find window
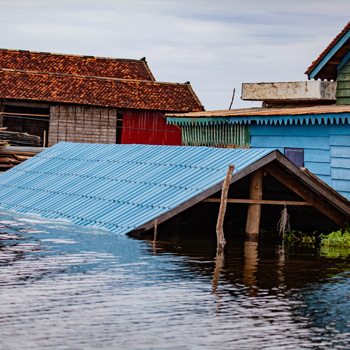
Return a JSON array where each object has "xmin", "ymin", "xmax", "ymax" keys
[{"xmin": 284, "ymin": 148, "xmax": 304, "ymax": 167}]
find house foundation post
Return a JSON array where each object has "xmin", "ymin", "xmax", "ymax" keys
[{"xmin": 245, "ymin": 169, "xmax": 263, "ymax": 241}]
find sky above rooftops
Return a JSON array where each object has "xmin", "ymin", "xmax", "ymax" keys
[{"xmin": 0, "ymin": 0, "xmax": 349, "ymax": 110}]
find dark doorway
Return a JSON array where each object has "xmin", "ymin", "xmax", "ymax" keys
[{"xmin": 2, "ymin": 104, "xmax": 50, "ymax": 147}]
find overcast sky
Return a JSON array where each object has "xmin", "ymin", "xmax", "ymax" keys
[{"xmin": 0, "ymin": 0, "xmax": 349, "ymax": 110}]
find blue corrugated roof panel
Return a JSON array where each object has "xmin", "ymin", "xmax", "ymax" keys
[{"xmin": 0, "ymin": 143, "xmax": 274, "ymax": 234}]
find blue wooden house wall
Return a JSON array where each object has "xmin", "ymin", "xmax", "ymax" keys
[
  {"xmin": 167, "ymin": 114, "xmax": 350, "ymax": 200},
  {"xmin": 250, "ymin": 122, "xmax": 350, "ymax": 200}
]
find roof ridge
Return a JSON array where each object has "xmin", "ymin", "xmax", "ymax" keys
[
  {"xmin": 139, "ymin": 58, "xmax": 156, "ymax": 81},
  {"xmin": 0, "ymin": 68, "xmax": 192, "ymax": 86},
  {"xmin": 0, "ymin": 48, "xmax": 144, "ymax": 63},
  {"xmin": 184, "ymin": 82, "xmax": 205, "ymax": 111}
]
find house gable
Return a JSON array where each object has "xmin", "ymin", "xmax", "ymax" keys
[
  {"xmin": 0, "ymin": 143, "xmax": 348, "ymax": 236},
  {"xmin": 306, "ymin": 21, "xmax": 350, "ymax": 81}
]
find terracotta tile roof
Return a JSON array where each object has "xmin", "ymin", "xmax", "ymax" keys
[
  {"xmin": 0, "ymin": 69, "xmax": 204, "ymax": 112},
  {"xmin": 166, "ymin": 104, "xmax": 350, "ymax": 118},
  {"xmin": 305, "ymin": 21, "xmax": 350, "ymax": 79},
  {"xmin": 0, "ymin": 48, "xmax": 155, "ymax": 81}
]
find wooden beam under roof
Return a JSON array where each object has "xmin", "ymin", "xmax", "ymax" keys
[
  {"xmin": 203, "ymin": 199, "xmax": 312, "ymax": 206},
  {"xmin": 136, "ymin": 151, "xmax": 350, "ymax": 234},
  {"xmin": 264, "ymin": 162, "xmax": 348, "ymax": 228}
]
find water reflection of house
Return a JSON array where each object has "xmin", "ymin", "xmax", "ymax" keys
[
  {"xmin": 0, "ymin": 49, "xmax": 203, "ymax": 147},
  {"xmin": 167, "ymin": 21, "xmax": 350, "ymax": 200}
]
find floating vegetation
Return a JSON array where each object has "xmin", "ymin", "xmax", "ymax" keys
[
  {"xmin": 320, "ymin": 228, "xmax": 350, "ymax": 248},
  {"xmin": 283, "ymin": 230, "xmax": 317, "ymax": 247}
]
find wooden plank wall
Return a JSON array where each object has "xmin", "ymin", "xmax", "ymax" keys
[
  {"xmin": 250, "ymin": 123, "xmax": 350, "ymax": 200},
  {"xmin": 48, "ymin": 105, "xmax": 117, "ymax": 146},
  {"xmin": 330, "ymin": 124, "xmax": 350, "ymax": 199},
  {"xmin": 336, "ymin": 58, "xmax": 350, "ymax": 105}
]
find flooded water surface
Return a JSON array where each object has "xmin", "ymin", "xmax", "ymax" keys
[{"xmin": 1, "ymin": 209, "xmax": 350, "ymax": 349}]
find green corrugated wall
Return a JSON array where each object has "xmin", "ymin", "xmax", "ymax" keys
[{"xmin": 181, "ymin": 123, "xmax": 250, "ymax": 148}]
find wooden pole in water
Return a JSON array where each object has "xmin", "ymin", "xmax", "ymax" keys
[
  {"xmin": 153, "ymin": 218, "xmax": 158, "ymax": 254},
  {"xmin": 153, "ymin": 218, "xmax": 158, "ymax": 242},
  {"xmin": 216, "ymin": 165, "xmax": 234, "ymax": 251},
  {"xmin": 245, "ymin": 169, "xmax": 263, "ymax": 241}
]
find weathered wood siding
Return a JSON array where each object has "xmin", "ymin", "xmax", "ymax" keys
[
  {"xmin": 250, "ymin": 123, "xmax": 350, "ymax": 199},
  {"xmin": 336, "ymin": 58, "xmax": 350, "ymax": 105},
  {"xmin": 48, "ymin": 105, "xmax": 117, "ymax": 146}
]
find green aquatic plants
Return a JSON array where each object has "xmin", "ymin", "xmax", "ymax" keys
[
  {"xmin": 320, "ymin": 228, "xmax": 350, "ymax": 248},
  {"xmin": 283, "ymin": 230, "xmax": 317, "ymax": 246},
  {"xmin": 319, "ymin": 228, "xmax": 350, "ymax": 258},
  {"xmin": 282, "ymin": 227, "xmax": 350, "ymax": 258}
]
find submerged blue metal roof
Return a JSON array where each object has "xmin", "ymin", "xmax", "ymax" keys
[{"xmin": 0, "ymin": 143, "xmax": 274, "ymax": 234}]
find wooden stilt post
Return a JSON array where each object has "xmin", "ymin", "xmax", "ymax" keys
[
  {"xmin": 216, "ymin": 165, "xmax": 234, "ymax": 251},
  {"xmin": 245, "ymin": 169, "xmax": 263, "ymax": 241}
]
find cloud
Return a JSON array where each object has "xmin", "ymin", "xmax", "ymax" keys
[{"xmin": 0, "ymin": 0, "xmax": 350, "ymax": 109}]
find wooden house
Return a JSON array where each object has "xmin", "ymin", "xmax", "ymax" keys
[
  {"xmin": 0, "ymin": 49, "xmax": 204, "ymax": 147},
  {"xmin": 1, "ymin": 143, "xmax": 349, "ymax": 238},
  {"xmin": 167, "ymin": 21, "xmax": 350, "ymax": 201}
]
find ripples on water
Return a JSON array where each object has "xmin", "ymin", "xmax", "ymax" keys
[{"xmin": 0, "ymin": 209, "xmax": 350, "ymax": 350}]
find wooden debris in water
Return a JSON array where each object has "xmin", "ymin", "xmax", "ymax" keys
[{"xmin": 216, "ymin": 164, "xmax": 234, "ymax": 251}]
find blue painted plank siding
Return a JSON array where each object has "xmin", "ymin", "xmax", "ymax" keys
[
  {"xmin": 331, "ymin": 147, "xmax": 350, "ymax": 158},
  {"xmin": 251, "ymin": 135, "xmax": 330, "ymax": 149},
  {"xmin": 250, "ymin": 123, "xmax": 332, "ymax": 187},
  {"xmin": 330, "ymin": 134, "xmax": 350, "ymax": 146},
  {"xmin": 250, "ymin": 122, "xmax": 350, "ymax": 199},
  {"xmin": 329, "ymin": 125, "xmax": 350, "ymax": 199},
  {"xmin": 304, "ymin": 149, "xmax": 331, "ymax": 163}
]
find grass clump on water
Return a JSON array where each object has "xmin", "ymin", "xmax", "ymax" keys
[
  {"xmin": 283, "ymin": 230, "xmax": 317, "ymax": 246},
  {"xmin": 320, "ymin": 228, "xmax": 350, "ymax": 248}
]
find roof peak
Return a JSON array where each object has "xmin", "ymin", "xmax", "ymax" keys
[
  {"xmin": 0, "ymin": 67, "xmax": 193, "ymax": 87},
  {"xmin": 305, "ymin": 21, "xmax": 350, "ymax": 80},
  {"xmin": 0, "ymin": 48, "xmax": 156, "ymax": 81},
  {"xmin": 0, "ymin": 48, "xmax": 144, "ymax": 63}
]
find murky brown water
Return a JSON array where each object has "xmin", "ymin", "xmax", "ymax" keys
[{"xmin": 1, "ymin": 209, "xmax": 350, "ymax": 349}]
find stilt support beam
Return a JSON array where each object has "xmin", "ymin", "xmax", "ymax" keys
[
  {"xmin": 245, "ymin": 169, "xmax": 263, "ymax": 241},
  {"xmin": 265, "ymin": 163, "xmax": 347, "ymax": 228}
]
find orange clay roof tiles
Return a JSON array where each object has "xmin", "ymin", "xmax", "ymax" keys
[
  {"xmin": 0, "ymin": 69, "xmax": 204, "ymax": 112},
  {"xmin": 0, "ymin": 49, "xmax": 204, "ymax": 112},
  {"xmin": 0, "ymin": 49, "xmax": 155, "ymax": 81}
]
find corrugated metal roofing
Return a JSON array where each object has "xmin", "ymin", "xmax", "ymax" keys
[
  {"xmin": 167, "ymin": 105, "xmax": 350, "ymax": 126},
  {"xmin": 0, "ymin": 143, "xmax": 274, "ymax": 234}
]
